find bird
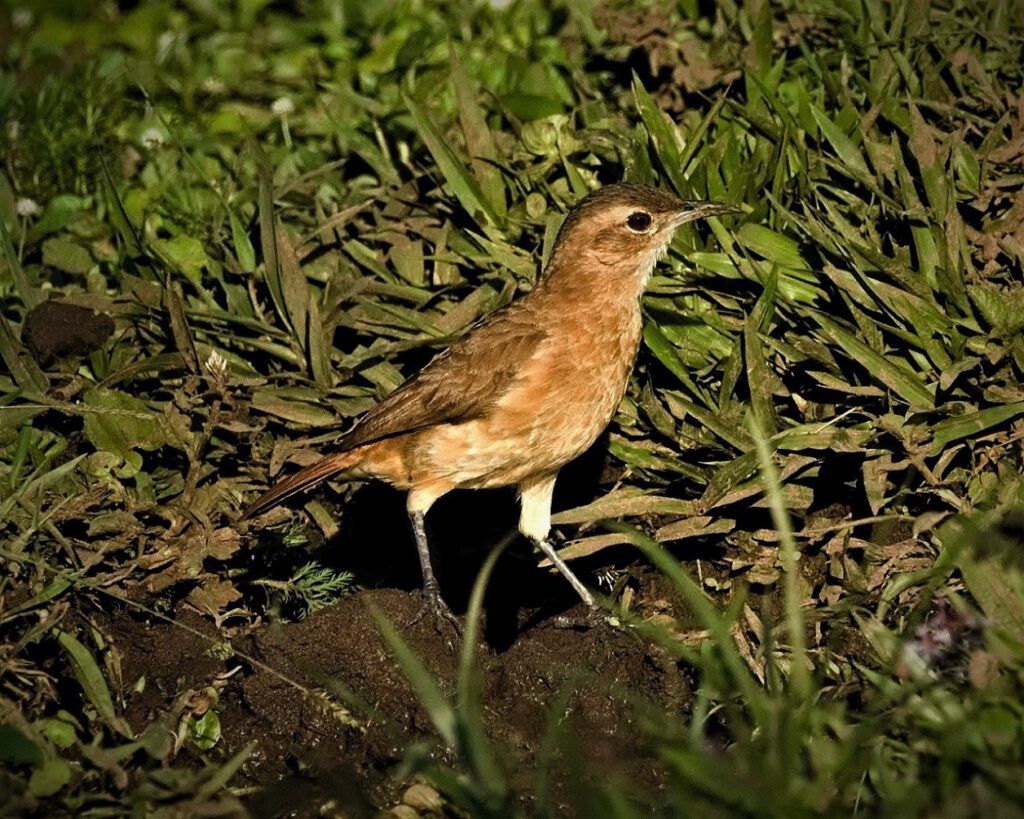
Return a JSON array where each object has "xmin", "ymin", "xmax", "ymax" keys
[{"xmin": 243, "ymin": 183, "xmax": 739, "ymax": 625}]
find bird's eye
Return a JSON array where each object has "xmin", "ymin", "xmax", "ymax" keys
[{"xmin": 626, "ymin": 211, "xmax": 652, "ymax": 232}]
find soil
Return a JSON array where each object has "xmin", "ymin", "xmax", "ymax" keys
[
  {"xmin": 112, "ymin": 566, "xmax": 696, "ymax": 818},
  {"xmin": 21, "ymin": 300, "xmax": 114, "ymax": 364}
]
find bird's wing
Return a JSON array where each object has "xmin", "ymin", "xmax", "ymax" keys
[{"xmin": 338, "ymin": 301, "xmax": 546, "ymax": 451}]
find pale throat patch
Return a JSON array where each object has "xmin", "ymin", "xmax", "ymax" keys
[
  {"xmin": 638, "ymin": 256, "xmax": 657, "ymax": 289},
  {"xmin": 637, "ymin": 241, "xmax": 670, "ymax": 289}
]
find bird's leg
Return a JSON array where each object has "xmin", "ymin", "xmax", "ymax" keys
[
  {"xmin": 407, "ymin": 509, "xmax": 461, "ymax": 631},
  {"xmin": 519, "ymin": 473, "xmax": 599, "ymax": 616},
  {"xmin": 410, "ymin": 510, "xmax": 441, "ymax": 600},
  {"xmin": 530, "ymin": 535, "xmax": 595, "ymax": 608}
]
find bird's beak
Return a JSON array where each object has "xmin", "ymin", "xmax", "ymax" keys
[{"xmin": 659, "ymin": 200, "xmax": 741, "ymax": 232}]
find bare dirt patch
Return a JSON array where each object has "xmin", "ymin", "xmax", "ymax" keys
[
  {"xmin": 108, "ymin": 575, "xmax": 693, "ymax": 818},
  {"xmin": 21, "ymin": 300, "xmax": 114, "ymax": 365}
]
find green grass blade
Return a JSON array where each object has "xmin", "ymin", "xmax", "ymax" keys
[
  {"xmin": 632, "ymin": 72, "xmax": 686, "ymax": 194},
  {"xmin": 0, "ymin": 313, "xmax": 48, "ymax": 398},
  {"xmin": 606, "ymin": 522, "xmax": 767, "ymax": 722},
  {"xmin": 0, "ymin": 209, "xmax": 40, "ymax": 309},
  {"xmin": 228, "ymin": 207, "xmax": 256, "ymax": 273},
  {"xmin": 450, "ymin": 45, "xmax": 506, "ymax": 220},
  {"xmin": 748, "ymin": 412, "xmax": 810, "ymax": 698},
  {"xmin": 56, "ymin": 628, "xmax": 133, "ymax": 738},
  {"xmin": 404, "ymin": 94, "xmax": 498, "ymax": 226},
  {"xmin": 814, "ymin": 314, "xmax": 934, "ymax": 408},
  {"xmin": 456, "ymin": 536, "xmax": 513, "ymax": 807},
  {"xmin": 370, "ymin": 606, "xmax": 458, "ymax": 748},
  {"xmin": 930, "ymin": 401, "xmax": 1024, "ymax": 456},
  {"xmin": 255, "ymin": 144, "xmax": 291, "ymax": 334},
  {"xmin": 809, "ymin": 103, "xmax": 871, "ymax": 180}
]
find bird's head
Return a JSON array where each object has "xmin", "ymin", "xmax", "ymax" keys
[{"xmin": 547, "ymin": 183, "xmax": 739, "ymax": 286}]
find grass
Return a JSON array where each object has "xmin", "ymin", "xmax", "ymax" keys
[{"xmin": 2, "ymin": 0, "xmax": 1024, "ymax": 815}]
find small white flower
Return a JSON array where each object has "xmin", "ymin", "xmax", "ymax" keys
[
  {"xmin": 141, "ymin": 127, "xmax": 165, "ymax": 148},
  {"xmin": 271, "ymin": 97, "xmax": 295, "ymax": 117},
  {"xmin": 7, "ymin": 120, "xmax": 20, "ymax": 142},
  {"xmin": 16, "ymin": 197, "xmax": 39, "ymax": 218},
  {"xmin": 204, "ymin": 350, "xmax": 229, "ymax": 385},
  {"xmin": 12, "ymin": 8, "xmax": 33, "ymax": 29}
]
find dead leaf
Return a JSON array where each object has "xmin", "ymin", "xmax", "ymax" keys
[
  {"xmin": 145, "ymin": 528, "xmax": 242, "ymax": 592},
  {"xmin": 187, "ymin": 578, "xmax": 244, "ymax": 621}
]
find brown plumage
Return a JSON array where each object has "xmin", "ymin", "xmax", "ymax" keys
[{"xmin": 244, "ymin": 183, "xmax": 739, "ymax": 623}]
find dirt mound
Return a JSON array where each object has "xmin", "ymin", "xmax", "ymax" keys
[
  {"xmin": 21, "ymin": 300, "xmax": 114, "ymax": 364},
  {"xmin": 114, "ymin": 583, "xmax": 691, "ymax": 816}
]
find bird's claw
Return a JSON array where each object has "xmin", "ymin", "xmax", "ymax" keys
[
  {"xmin": 550, "ymin": 606, "xmax": 615, "ymax": 630},
  {"xmin": 407, "ymin": 586, "xmax": 463, "ymax": 637}
]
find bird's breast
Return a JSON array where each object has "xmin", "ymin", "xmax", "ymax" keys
[{"xmin": 417, "ymin": 295, "xmax": 644, "ymax": 488}]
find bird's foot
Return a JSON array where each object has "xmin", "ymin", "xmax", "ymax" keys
[
  {"xmin": 550, "ymin": 606, "xmax": 616, "ymax": 630},
  {"xmin": 407, "ymin": 585, "xmax": 463, "ymax": 638}
]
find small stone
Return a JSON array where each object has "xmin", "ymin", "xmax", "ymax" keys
[
  {"xmin": 402, "ymin": 783, "xmax": 442, "ymax": 812},
  {"xmin": 382, "ymin": 806, "xmax": 419, "ymax": 819}
]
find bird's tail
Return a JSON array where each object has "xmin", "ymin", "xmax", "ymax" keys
[{"xmin": 242, "ymin": 449, "xmax": 362, "ymax": 519}]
